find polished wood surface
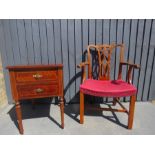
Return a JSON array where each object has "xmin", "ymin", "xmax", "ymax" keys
[
  {"xmin": 78, "ymin": 44, "xmax": 140, "ymax": 129},
  {"xmin": 128, "ymin": 95, "xmax": 136, "ymax": 129},
  {"xmin": 15, "ymin": 101, "xmax": 23, "ymax": 134},
  {"xmin": 17, "ymin": 83, "xmax": 58, "ymax": 99},
  {"xmin": 15, "ymin": 70, "xmax": 58, "ymax": 83},
  {"xmin": 7, "ymin": 64, "xmax": 64, "ymax": 134},
  {"xmin": 6, "ymin": 64, "xmax": 63, "ymax": 70},
  {"xmin": 80, "ymin": 91, "xmax": 84, "ymax": 124},
  {"xmin": 78, "ymin": 44, "xmax": 125, "ymax": 82}
]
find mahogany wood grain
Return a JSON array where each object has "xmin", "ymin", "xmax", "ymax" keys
[
  {"xmin": 15, "ymin": 102, "xmax": 24, "ymax": 134},
  {"xmin": 7, "ymin": 64, "xmax": 64, "ymax": 134},
  {"xmin": 128, "ymin": 95, "xmax": 136, "ymax": 129},
  {"xmin": 17, "ymin": 83, "xmax": 58, "ymax": 99},
  {"xmin": 6, "ymin": 64, "xmax": 63, "ymax": 70},
  {"xmin": 15, "ymin": 70, "xmax": 58, "ymax": 83}
]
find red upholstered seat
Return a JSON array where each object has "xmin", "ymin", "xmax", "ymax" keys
[{"xmin": 80, "ymin": 79, "xmax": 137, "ymax": 97}]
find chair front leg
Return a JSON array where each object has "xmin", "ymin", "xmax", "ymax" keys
[
  {"xmin": 128, "ymin": 95, "xmax": 136, "ymax": 129},
  {"xmin": 80, "ymin": 91, "xmax": 84, "ymax": 124}
]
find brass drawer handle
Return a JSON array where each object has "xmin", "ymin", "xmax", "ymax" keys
[
  {"xmin": 33, "ymin": 73, "xmax": 43, "ymax": 79},
  {"xmin": 35, "ymin": 88, "xmax": 44, "ymax": 93}
]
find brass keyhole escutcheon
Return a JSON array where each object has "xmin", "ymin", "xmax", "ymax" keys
[
  {"xmin": 33, "ymin": 73, "xmax": 43, "ymax": 79},
  {"xmin": 35, "ymin": 88, "xmax": 44, "ymax": 93}
]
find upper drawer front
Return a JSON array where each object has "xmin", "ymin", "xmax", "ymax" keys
[{"xmin": 15, "ymin": 70, "xmax": 58, "ymax": 83}]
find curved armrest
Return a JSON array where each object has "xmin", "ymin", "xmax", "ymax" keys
[
  {"xmin": 77, "ymin": 62, "xmax": 89, "ymax": 68},
  {"xmin": 77, "ymin": 61, "xmax": 89, "ymax": 83},
  {"xmin": 120, "ymin": 61, "xmax": 140, "ymax": 69},
  {"xmin": 118, "ymin": 61, "xmax": 140, "ymax": 84}
]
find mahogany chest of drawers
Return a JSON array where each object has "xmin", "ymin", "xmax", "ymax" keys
[{"xmin": 7, "ymin": 64, "xmax": 64, "ymax": 134}]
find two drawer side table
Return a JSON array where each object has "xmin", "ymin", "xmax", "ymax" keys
[{"xmin": 7, "ymin": 64, "xmax": 64, "ymax": 134}]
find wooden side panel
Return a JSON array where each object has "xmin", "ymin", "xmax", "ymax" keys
[
  {"xmin": 133, "ymin": 19, "xmax": 145, "ymax": 98},
  {"xmin": 149, "ymin": 46, "xmax": 155, "ymax": 100},
  {"xmin": 96, "ymin": 19, "xmax": 103, "ymax": 44},
  {"xmin": 2, "ymin": 20, "xmax": 14, "ymax": 65},
  {"xmin": 9, "ymin": 19, "xmax": 21, "ymax": 65},
  {"xmin": 68, "ymin": 19, "xmax": 76, "ymax": 102},
  {"xmin": 75, "ymin": 19, "xmax": 82, "ymax": 99},
  {"xmin": 31, "ymin": 19, "xmax": 41, "ymax": 64},
  {"xmin": 89, "ymin": 19, "xmax": 96, "ymax": 44},
  {"xmin": 137, "ymin": 19, "xmax": 152, "ymax": 101},
  {"xmin": 24, "ymin": 19, "xmax": 35, "ymax": 64},
  {"xmin": 103, "ymin": 19, "xmax": 110, "ymax": 44},
  {"xmin": 144, "ymin": 20, "xmax": 155, "ymax": 100},
  {"xmin": 9, "ymin": 71, "xmax": 18, "ymax": 101},
  {"xmin": 16, "ymin": 20, "xmax": 28, "ymax": 65},
  {"xmin": 128, "ymin": 20, "xmax": 138, "ymax": 64},
  {"xmin": 122, "ymin": 19, "xmax": 131, "ymax": 81},
  {"xmin": 81, "ymin": 19, "xmax": 89, "ymax": 81},
  {"xmin": 53, "ymin": 19, "xmax": 62, "ymax": 64},
  {"xmin": 39, "ymin": 19, "xmax": 48, "ymax": 64},
  {"xmin": 82, "ymin": 19, "xmax": 89, "ymax": 52},
  {"xmin": 126, "ymin": 19, "xmax": 138, "ymax": 101},
  {"xmin": 0, "ymin": 19, "xmax": 155, "ymax": 103},
  {"xmin": 60, "ymin": 19, "xmax": 70, "ymax": 102},
  {"xmin": 57, "ymin": 68, "xmax": 64, "ymax": 96},
  {"xmin": 46, "ymin": 19, "xmax": 55, "ymax": 64}
]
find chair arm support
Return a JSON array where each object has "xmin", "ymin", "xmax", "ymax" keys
[
  {"xmin": 77, "ymin": 62, "xmax": 89, "ymax": 83},
  {"xmin": 118, "ymin": 61, "xmax": 140, "ymax": 84}
]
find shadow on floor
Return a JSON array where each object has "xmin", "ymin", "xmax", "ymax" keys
[
  {"xmin": 64, "ymin": 102, "xmax": 128, "ymax": 129},
  {"xmin": 8, "ymin": 98, "xmax": 128, "ymax": 131},
  {"xmin": 7, "ymin": 98, "xmax": 62, "ymax": 131}
]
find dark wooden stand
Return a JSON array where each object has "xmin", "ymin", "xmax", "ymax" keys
[{"xmin": 7, "ymin": 64, "xmax": 64, "ymax": 134}]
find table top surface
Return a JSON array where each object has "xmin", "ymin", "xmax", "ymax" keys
[{"xmin": 6, "ymin": 64, "xmax": 63, "ymax": 70}]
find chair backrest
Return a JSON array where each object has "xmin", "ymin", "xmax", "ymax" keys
[{"xmin": 87, "ymin": 43, "xmax": 124, "ymax": 80}]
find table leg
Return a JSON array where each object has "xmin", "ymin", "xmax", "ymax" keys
[
  {"xmin": 59, "ymin": 97, "xmax": 64, "ymax": 129},
  {"xmin": 15, "ymin": 102, "xmax": 24, "ymax": 134}
]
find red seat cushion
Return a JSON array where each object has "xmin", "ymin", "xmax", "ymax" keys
[{"xmin": 80, "ymin": 79, "xmax": 137, "ymax": 97}]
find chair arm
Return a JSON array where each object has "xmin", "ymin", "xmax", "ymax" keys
[
  {"xmin": 118, "ymin": 61, "xmax": 140, "ymax": 84},
  {"xmin": 77, "ymin": 62, "xmax": 89, "ymax": 83},
  {"xmin": 120, "ymin": 61, "xmax": 140, "ymax": 69},
  {"xmin": 77, "ymin": 62, "xmax": 89, "ymax": 68}
]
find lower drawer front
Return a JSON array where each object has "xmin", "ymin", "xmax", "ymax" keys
[{"xmin": 17, "ymin": 84, "xmax": 58, "ymax": 99}]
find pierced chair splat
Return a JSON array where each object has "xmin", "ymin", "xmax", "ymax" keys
[{"xmin": 77, "ymin": 44, "xmax": 140, "ymax": 129}]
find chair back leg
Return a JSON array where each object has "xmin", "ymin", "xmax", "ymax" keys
[{"xmin": 128, "ymin": 95, "xmax": 136, "ymax": 129}]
